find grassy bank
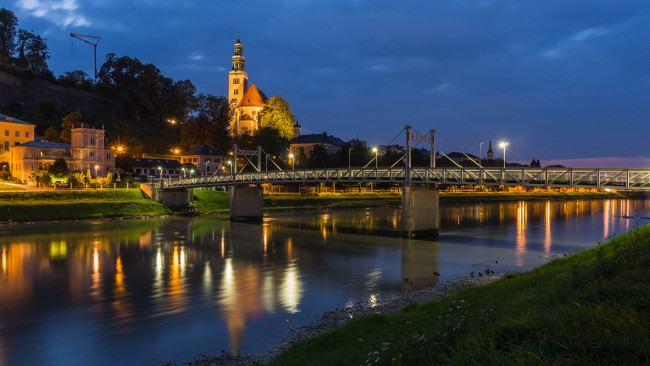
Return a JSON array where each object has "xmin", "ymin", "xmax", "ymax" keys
[
  {"xmin": 189, "ymin": 190, "xmax": 623, "ymax": 214},
  {"xmin": 0, "ymin": 189, "xmax": 170, "ymax": 222},
  {"xmin": 269, "ymin": 225, "xmax": 650, "ymax": 365}
]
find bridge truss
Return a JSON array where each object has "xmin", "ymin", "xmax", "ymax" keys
[{"xmin": 162, "ymin": 166, "xmax": 650, "ymax": 190}]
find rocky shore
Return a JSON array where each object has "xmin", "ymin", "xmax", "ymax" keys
[{"xmin": 185, "ymin": 275, "xmax": 500, "ymax": 366}]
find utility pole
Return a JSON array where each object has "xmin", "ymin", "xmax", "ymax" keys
[{"xmin": 70, "ymin": 33, "xmax": 102, "ymax": 83}]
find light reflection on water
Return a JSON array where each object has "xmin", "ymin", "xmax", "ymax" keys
[{"xmin": 0, "ymin": 198, "xmax": 648, "ymax": 365}]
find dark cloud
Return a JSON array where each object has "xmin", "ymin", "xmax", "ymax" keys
[{"xmin": 10, "ymin": 0, "xmax": 650, "ymax": 163}]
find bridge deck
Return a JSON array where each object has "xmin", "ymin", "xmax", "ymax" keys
[{"xmin": 161, "ymin": 167, "xmax": 650, "ymax": 191}]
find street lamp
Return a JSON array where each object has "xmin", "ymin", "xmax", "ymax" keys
[
  {"xmin": 372, "ymin": 147, "xmax": 378, "ymax": 169},
  {"xmin": 182, "ymin": 167, "xmax": 186, "ymax": 178},
  {"xmin": 479, "ymin": 141, "xmax": 484, "ymax": 166},
  {"xmin": 158, "ymin": 166, "xmax": 163, "ymax": 182},
  {"xmin": 499, "ymin": 142, "xmax": 509, "ymax": 168},
  {"xmin": 289, "ymin": 153, "xmax": 295, "ymax": 170},
  {"xmin": 226, "ymin": 160, "xmax": 232, "ymax": 173},
  {"xmin": 94, "ymin": 164, "xmax": 99, "ymax": 178}
]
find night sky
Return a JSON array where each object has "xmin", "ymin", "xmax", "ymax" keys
[{"xmin": 7, "ymin": 0, "xmax": 650, "ymax": 167}]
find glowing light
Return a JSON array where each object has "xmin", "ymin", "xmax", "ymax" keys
[
  {"xmin": 280, "ymin": 261, "xmax": 303, "ymax": 314},
  {"xmin": 1, "ymin": 246, "xmax": 7, "ymax": 275}
]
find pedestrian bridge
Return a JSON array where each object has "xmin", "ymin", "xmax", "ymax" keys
[{"xmin": 160, "ymin": 167, "xmax": 650, "ymax": 191}]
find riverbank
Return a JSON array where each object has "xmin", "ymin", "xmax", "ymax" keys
[
  {"xmin": 253, "ymin": 224, "xmax": 649, "ymax": 365},
  {"xmin": 0, "ymin": 189, "xmax": 170, "ymax": 222},
  {"xmin": 0, "ymin": 189, "xmax": 626, "ymax": 223}
]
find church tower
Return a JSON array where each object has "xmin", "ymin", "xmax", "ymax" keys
[
  {"xmin": 228, "ymin": 33, "xmax": 248, "ymax": 106},
  {"xmin": 487, "ymin": 140, "xmax": 494, "ymax": 159}
]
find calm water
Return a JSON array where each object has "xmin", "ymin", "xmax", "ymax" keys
[{"xmin": 1, "ymin": 198, "xmax": 649, "ymax": 365}]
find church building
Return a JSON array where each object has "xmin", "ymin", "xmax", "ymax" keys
[{"xmin": 228, "ymin": 35, "xmax": 268, "ymax": 135}]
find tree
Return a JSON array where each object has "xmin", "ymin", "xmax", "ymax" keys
[
  {"xmin": 258, "ymin": 95, "xmax": 295, "ymax": 141},
  {"xmin": 98, "ymin": 53, "xmax": 162, "ymax": 122},
  {"xmin": 60, "ymin": 111, "xmax": 84, "ymax": 142},
  {"xmin": 43, "ymin": 126, "xmax": 61, "ymax": 142},
  {"xmin": 307, "ymin": 144, "xmax": 330, "ymax": 168},
  {"xmin": 180, "ymin": 94, "xmax": 231, "ymax": 152},
  {"xmin": 58, "ymin": 70, "xmax": 91, "ymax": 87},
  {"xmin": 160, "ymin": 77, "xmax": 197, "ymax": 123},
  {"xmin": 48, "ymin": 157, "xmax": 69, "ymax": 184},
  {"xmin": 252, "ymin": 126, "xmax": 289, "ymax": 158},
  {"xmin": 24, "ymin": 32, "xmax": 49, "ymax": 72},
  {"xmin": 0, "ymin": 8, "xmax": 17, "ymax": 57}
]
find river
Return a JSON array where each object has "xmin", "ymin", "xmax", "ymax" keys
[{"xmin": 0, "ymin": 198, "xmax": 649, "ymax": 365}]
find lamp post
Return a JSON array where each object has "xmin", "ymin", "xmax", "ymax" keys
[
  {"xmin": 499, "ymin": 142, "xmax": 509, "ymax": 168},
  {"xmin": 182, "ymin": 168, "xmax": 186, "ymax": 178},
  {"xmin": 289, "ymin": 153, "xmax": 295, "ymax": 170},
  {"xmin": 158, "ymin": 166, "xmax": 163, "ymax": 183},
  {"xmin": 94, "ymin": 164, "xmax": 99, "ymax": 178},
  {"xmin": 226, "ymin": 160, "xmax": 232, "ymax": 173},
  {"xmin": 479, "ymin": 141, "xmax": 484, "ymax": 166},
  {"xmin": 205, "ymin": 160, "xmax": 209, "ymax": 176},
  {"xmin": 372, "ymin": 147, "xmax": 378, "ymax": 169}
]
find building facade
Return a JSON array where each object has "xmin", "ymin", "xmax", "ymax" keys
[
  {"xmin": 290, "ymin": 132, "xmax": 346, "ymax": 156},
  {"xmin": 1, "ymin": 114, "xmax": 36, "ymax": 163},
  {"xmin": 228, "ymin": 35, "xmax": 268, "ymax": 135},
  {"xmin": 181, "ymin": 144, "xmax": 224, "ymax": 173},
  {"xmin": 10, "ymin": 127, "xmax": 114, "ymax": 182}
]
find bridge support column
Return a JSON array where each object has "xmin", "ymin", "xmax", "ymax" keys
[
  {"xmin": 230, "ymin": 185, "xmax": 263, "ymax": 222},
  {"xmin": 401, "ymin": 186, "xmax": 439, "ymax": 238}
]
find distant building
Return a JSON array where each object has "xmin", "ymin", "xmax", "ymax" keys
[
  {"xmin": 181, "ymin": 144, "xmax": 224, "ymax": 173},
  {"xmin": 228, "ymin": 35, "xmax": 268, "ymax": 135},
  {"xmin": 130, "ymin": 158, "xmax": 184, "ymax": 178},
  {"xmin": 290, "ymin": 132, "xmax": 346, "ymax": 156},
  {"xmin": 1, "ymin": 114, "xmax": 36, "ymax": 163},
  {"xmin": 10, "ymin": 127, "xmax": 114, "ymax": 182},
  {"xmin": 486, "ymin": 140, "xmax": 494, "ymax": 160}
]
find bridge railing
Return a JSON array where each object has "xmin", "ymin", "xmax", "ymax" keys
[{"xmin": 160, "ymin": 167, "xmax": 650, "ymax": 190}]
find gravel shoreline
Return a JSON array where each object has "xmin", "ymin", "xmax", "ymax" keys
[{"xmin": 185, "ymin": 274, "xmax": 501, "ymax": 366}]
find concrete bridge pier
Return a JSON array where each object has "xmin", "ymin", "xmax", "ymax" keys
[
  {"xmin": 401, "ymin": 186, "xmax": 439, "ymax": 238},
  {"xmin": 230, "ymin": 185, "xmax": 263, "ymax": 222},
  {"xmin": 140, "ymin": 183, "xmax": 193, "ymax": 207}
]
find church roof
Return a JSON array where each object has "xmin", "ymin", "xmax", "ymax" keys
[
  {"xmin": 290, "ymin": 132, "xmax": 346, "ymax": 146},
  {"xmin": 238, "ymin": 84, "xmax": 267, "ymax": 108},
  {"xmin": 184, "ymin": 143, "xmax": 221, "ymax": 156}
]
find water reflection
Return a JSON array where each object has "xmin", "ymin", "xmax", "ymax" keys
[{"xmin": 0, "ymin": 199, "xmax": 648, "ymax": 365}]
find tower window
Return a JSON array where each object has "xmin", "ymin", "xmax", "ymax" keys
[
  {"xmin": 233, "ymin": 79, "xmax": 240, "ymax": 85},
  {"xmin": 234, "ymin": 89, "xmax": 239, "ymax": 95}
]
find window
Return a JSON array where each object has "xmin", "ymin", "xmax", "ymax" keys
[
  {"xmin": 15, "ymin": 131, "xmax": 19, "ymax": 137},
  {"xmin": 31, "ymin": 150, "xmax": 37, "ymax": 158},
  {"xmin": 4, "ymin": 130, "xmax": 7, "ymax": 136},
  {"xmin": 90, "ymin": 152, "xmax": 95, "ymax": 158},
  {"xmin": 90, "ymin": 138, "xmax": 96, "ymax": 146},
  {"xmin": 25, "ymin": 132, "xmax": 29, "ymax": 138},
  {"xmin": 193, "ymin": 158, "xmax": 197, "ymax": 162},
  {"xmin": 106, "ymin": 153, "xmax": 112, "ymax": 160},
  {"xmin": 3, "ymin": 141, "xmax": 8, "ymax": 150},
  {"xmin": 233, "ymin": 78, "xmax": 239, "ymax": 84},
  {"xmin": 234, "ymin": 89, "xmax": 239, "ymax": 95}
]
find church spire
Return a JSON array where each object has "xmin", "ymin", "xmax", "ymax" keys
[{"xmin": 232, "ymin": 33, "xmax": 245, "ymax": 71}]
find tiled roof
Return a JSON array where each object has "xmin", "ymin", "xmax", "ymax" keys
[
  {"xmin": 0, "ymin": 113, "xmax": 35, "ymax": 126},
  {"xmin": 238, "ymin": 84, "xmax": 267, "ymax": 107},
  {"xmin": 184, "ymin": 144, "xmax": 221, "ymax": 156},
  {"xmin": 290, "ymin": 132, "xmax": 346, "ymax": 146},
  {"xmin": 19, "ymin": 141, "xmax": 71, "ymax": 149},
  {"xmin": 130, "ymin": 158, "xmax": 183, "ymax": 169}
]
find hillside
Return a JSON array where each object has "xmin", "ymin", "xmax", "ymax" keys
[{"xmin": 0, "ymin": 66, "xmax": 180, "ymax": 153}]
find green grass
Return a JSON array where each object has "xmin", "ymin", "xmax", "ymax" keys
[
  {"xmin": 269, "ymin": 224, "xmax": 650, "ymax": 365},
  {"xmin": 0, "ymin": 189, "xmax": 170, "ymax": 222},
  {"xmin": 0, "ymin": 183, "xmax": 25, "ymax": 191},
  {"xmin": 191, "ymin": 189, "xmax": 230, "ymax": 214}
]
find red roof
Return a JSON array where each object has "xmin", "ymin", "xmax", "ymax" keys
[{"xmin": 238, "ymin": 84, "xmax": 267, "ymax": 107}]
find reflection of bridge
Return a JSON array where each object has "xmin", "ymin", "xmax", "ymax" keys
[
  {"xmin": 142, "ymin": 126, "xmax": 650, "ymax": 238},
  {"xmin": 161, "ymin": 167, "xmax": 650, "ymax": 191}
]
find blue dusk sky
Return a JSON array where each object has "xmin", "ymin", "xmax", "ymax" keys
[{"xmin": 5, "ymin": 0, "xmax": 650, "ymax": 167}]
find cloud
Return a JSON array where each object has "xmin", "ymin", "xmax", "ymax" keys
[
  {"xmin": 189, "ymin": 53, "xmax": 203, "ymax": 61},
  {"xmin": 17, "ymin": 0, "xmax": 90, "ymax": 27},
  {"xmin": 570, "ymin": 27, "xmax": 610, "ymax": 42}
]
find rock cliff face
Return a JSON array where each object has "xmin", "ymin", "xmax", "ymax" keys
[{"xmin": 0, "ymin": 70, "xmax": 112, "ymax": 116}]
